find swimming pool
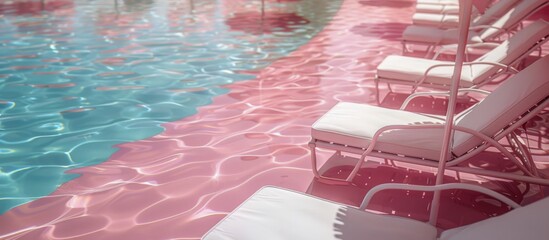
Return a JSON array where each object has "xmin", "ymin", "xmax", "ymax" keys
[{"xmin": 0, "ymin": 0, "xmax": 341, "ymax": 214}]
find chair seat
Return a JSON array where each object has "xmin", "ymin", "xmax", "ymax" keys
[
  {"xmin": 418, "ymin": 0, "xmax": 458, "ymax": 5},
  {"xmin": 413, "ymin": 13, "xmax": 459, "ymax": 28},
  {"xmin": 312, "ymin": 102, "xmax": 446, "ymax": 160},
  {"xmin": 415, "ymin": 3, "xmax": 459, "ymax": 14},
  {"xmin": 202, "ymin": 187, "xmax": 438, "ymax": 240},
  {"xmin": 403, "ymin": 25, "xmax": 483, "ymax": 45},
  {"xmin": 376, "ymin": 55, "xmax": 475, "ymax": 88}
]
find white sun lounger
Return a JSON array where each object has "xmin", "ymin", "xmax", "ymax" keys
[
  {"xmin": 414, "ymin": 0, "xmax": 496, "ymax": 14},
  {"xmin": 375, "ymin": 20, "xmax": 549, "ymax": 103},
  {"xmin": 418, "ymin": 0, "xmax": 459, "ymax": 5},
  {"xmin": 202, "ymin": 184, "xmax": 549, "ymax": 240},
  {"xmin": 415, "ymin": 3, "xmax": 461, "ymax": 14},
  {"xmin": 412, "ymin": 0, "xmax": 516, "ymax": 29},
  {"xmin": 403, "ymin": 0, "xmax": 548, "ymax": 54},
  {"xmin": 310, "ymin": 54, "xmax": 549, "ymax": 186}
]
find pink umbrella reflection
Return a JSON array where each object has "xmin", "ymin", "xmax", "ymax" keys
[
  {"xmin": 0, "ymin": 0, "xmax": 73, "ymax": 15},
  {"xmin": 225, "ymin": 11, "xmax": 309, "ymax": 35}
]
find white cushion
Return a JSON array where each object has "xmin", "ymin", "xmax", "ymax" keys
[
  {"xmin": 453, "ymin": 54, "xmax": 549, "ymax": 156},
  {"xmin": 406, "ymin": 1, "xmax": 545, "ymax": 45},
  {"xmin": 319, "ymin": 56, "xmax": 548, "ymax": 160},
  {"xmin": 440, "ymin": 197, "xmax": 549, "ymax": 240},
  {"xmin": 478, "ymin": 0, "xmax": 546, "ymax": 41},
  {"xmin": 381, "ymin": 20, "xmax": 549, "ymax": 88},
  {"xmin": 412, "ymin": 13, "xmax": 459, "ymax": 28},
  {"xmin": 473, "ymin": 0, "xmax": 517, "ymax": 27},
  {"xmin": 470, "ymin": 20, "xmax": 549, "ymax": 85},
  {"xmin": 312, "ymin": 102, "xmax": 446, "ymax": 160},
  {"xmin": 377, "ymin": 55, "xmax": 475, "ymax": 88},
  {"xmin": 417, "ymin": 0, "xmax": 458, "ymax": 5},
  {"xmin": 415, "ymin": 3, "xmax": 459, "ymax": 14},
  {"xmin": 412, "ymin": 0, "xmax": 516, "ymax": 29},
  {"xmin": 202, "ymin": 187, "xmax": 438, "ymax": 240}
]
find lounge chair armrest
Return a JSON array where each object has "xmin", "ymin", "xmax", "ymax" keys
[
  {"xmin": 432, "ymin": 43, "xmax": 500, "ymax": 59},
  {"xmin": 415, "ymin": 63, "xmax": 460, "ymax": 87},
  {"xmin": 432, "ymin": 44, "xmax": 459, "ymax": 60},
  {"xmin": 363, "ymin": 124, "xmax": 445, "ymax": 156},
  {"xmin": 417, "ymin": 62, "xmax": 472, "ymax": 87},
  {"xmin": 464, "ymin": 42, "xmax": 501, "ymax": 49},
  {"xmin": 437, "ymin": 4, "xmax": 477, "ymax": 14},
  {"xmin": 360, "ymin": 122, "xmax": 537, "ymax": 181},
  {"xmin": 419, "ymin": 61, "xmax": 518, "ymax": 87},
  {"xmin": 365, "ymin": 124, "xmax": 526, "ymax": 173},
  {"xmin": 440, "ymin": 8, "xmax": 459, "ymax": 14},
  {"xmin": 443, "ymin": 9, "xmax": 459, "ymax": 14},
  {"xmin": 464, "ymin": 61, "xmax": 519, "ymax": 73},
  {"xmin": 468, "ymin": 25, "xmax": 503, "ymax": 31},
  {"xmin": 424, "ymin": 61, "xmax": 516, "ymax": 77},
  {"xmin": 359, "ymin": 183, "xmax": 521, "ymax": 210},
  {"xmin": 338, "ymin": 123, "xmax": 448, "ymax": 183},
  {"xmin": 400, "ymin": 89, "xmax": 491, "ymax": 110},
  {"xmin": 368, "ymin": 124, "xmax": 504, "ymax": 150}
]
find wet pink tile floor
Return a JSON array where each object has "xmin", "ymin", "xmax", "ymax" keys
[{"xmin": 1, "ymin": 0, "xmax": 549, "ymax": 239}]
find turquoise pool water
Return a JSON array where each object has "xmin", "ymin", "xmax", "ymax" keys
[{"xmin": 0, "ymin": 0, "xmax": 341, "ymax": 214}]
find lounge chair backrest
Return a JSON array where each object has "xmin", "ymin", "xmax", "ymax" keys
[
  {"xmin": 473, "ymin": 0, "xmax": 518, "ymax": 27},
  {"xmin": 453, "ymin": 54, "xmax": 549, "ymax": 156},
  {"xmin": 470, "ymin": 20, "xmax": 549, "ymax": 85},
  {"xmin": 478, "ymin": 0, "xmax": 547, "ymax": 41}
]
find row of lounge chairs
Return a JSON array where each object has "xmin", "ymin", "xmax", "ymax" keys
[
  {"xmin": 376, "ymin": 19, "xmax": 549, "ymax": 103},
  {"xmin": 415, "ymin": 0, "xmax": 462, "ymax": 14},
  {"xmin": 313, "ymin": 54, "xmax": 549, "ymax": 186},
  {"xmin": 412, "ymin": 0, "xmax": 511, "ymax": 28},
  {"xmin": 202, "ymin": 0, "xmax": 549, "ymax": 239},
  {"xmin": 403, "ymin": 0, "xmax": 548, "ymax": 54}
]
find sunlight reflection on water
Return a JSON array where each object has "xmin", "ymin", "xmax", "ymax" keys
[{"xmin": 0, "ymin": 0, "xmax": 341, "ymax": 213}]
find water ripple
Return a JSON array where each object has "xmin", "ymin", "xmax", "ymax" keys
[{"xmin": 0, "ymin": 0, "xmax": 341, "ymax": 215}]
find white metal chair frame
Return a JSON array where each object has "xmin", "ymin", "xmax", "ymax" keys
[
  {"xmin": 402, "ymin": 1, "xmax": 549, "ymax": 55},
  {"xmin": 375, "ymin": 32, "xmax": 549, "ymax": 104},
  {"xmin": 309, "ymin": 95, "xmax": 549, "ymax": 186},
  {"xmin": 360, "ymin": 182, "xmax": 521, "ymax": 211}
]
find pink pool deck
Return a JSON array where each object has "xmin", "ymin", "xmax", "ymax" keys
[{"xmin": 1, "ymin": 0, "xmax": 549, "ymax": 239}]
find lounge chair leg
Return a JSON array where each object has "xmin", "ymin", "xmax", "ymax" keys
[
  {"xmin": 411, "ymin": 84, "xmax": 418, "ymax": 94},
  {"xmin": 375, "ymin": 78, "xmax": 381, "ymax": 105},
  {"xmin": 308, "ymin": 142, "xmax": 352, "ymax": 185},
  {"xmin": 308, "ymin": 142, "xmax": 322, "ymax": 179},
  {"xmin": 345, "ymin": 151, "xmax": 367, "ymax": 182},
  {"xmin": 379, "ymin": 82, "xmax": 394, "ymax": 105},
  {"xmin": 480, "ymin": 132, "xmax": 537, "ymax": 177},
  {"xmin": 424, "ymin": 45, "xmax": 433, "ymax": 58},
  {"xmin": 508, "ymin": 133, "xmax": 540, "ymax": 177},
  {"xmin": 455, "ymin": 171, "xmax": 462, "ymax": 182}
]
